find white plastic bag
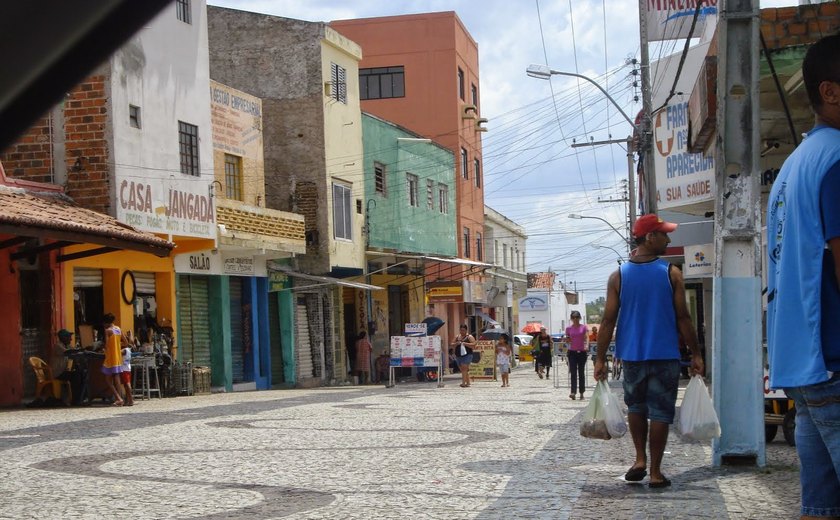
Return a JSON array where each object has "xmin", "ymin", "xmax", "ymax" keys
[
  {"xmin": 601, "ymin": 381, "xmax": 628, "ymax": 438},
  {"xmin": 679, "ymin": 375, "xmax": 721, "ymax": 441},
  {"xmin": 580, "ymin": 380, "xmax": 627, "ymax": 440}
]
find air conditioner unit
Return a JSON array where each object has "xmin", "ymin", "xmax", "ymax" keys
[
  {"xmin": 464, "ymin": 302, "xmax": 476, "ymax": 316},
  {"xmin": 462, "ymin": 104, "xmax": 477, "ymax": 120}
]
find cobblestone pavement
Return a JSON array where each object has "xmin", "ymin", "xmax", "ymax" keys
[{"xmin": 0, "ymin": 363, "xmax": 800, "ymax": 519}]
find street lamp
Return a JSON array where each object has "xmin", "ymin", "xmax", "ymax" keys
[
  {"xmin": 591, "ymin": 244, "xmax": 624, "ymax": 265},
  {"xmin": 568, "ymin": 213, "xmax": 632, "ymax": 249},
  {"xmin": 527, "ymin": 63, "xmax": 656, "ymax": 214},
  {"xmin": 526, "ymin": 64, "xmax": 637, "ymax": 129}
]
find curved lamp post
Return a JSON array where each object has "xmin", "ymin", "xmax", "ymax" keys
[
  {"xmin": 591, "ymin": 244, "xmax": 625, "ymax": 265},
  {"xmin": 568, "ymin": 213, "xmax": 632, "ymax": 250}
]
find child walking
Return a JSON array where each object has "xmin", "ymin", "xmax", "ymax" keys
[
  {"xmin": 120, "ymin": 343, "xmax": 135, "ymax": 406},
  {"xmin": 496, "ymin": 333, "xmax": 512, "ymax": 388}
]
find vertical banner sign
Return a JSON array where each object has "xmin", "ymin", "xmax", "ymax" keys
[
  {"xmin": 469, "ymin": 340, "xmax": 497, "ymax": 381},
  {"xmin": 653, "ymin": 102, "xmax": 715, "ymax": 210},
  {"xmin": 644, "ymin": 0, "xmax": 718, "ymax": 42}
]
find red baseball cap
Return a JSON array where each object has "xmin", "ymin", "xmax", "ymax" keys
[{"xmin": 632, "ymin": 214, "xmax": 678, "ymax": 239}]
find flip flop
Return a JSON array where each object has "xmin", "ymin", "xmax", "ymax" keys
[
  {"xmin": 648, "ymin": 477, "xmax": 672, "ymax": 489},
  {"xmin": 624, "ymin": 467, "xmax": 647, "ymax": 482}
]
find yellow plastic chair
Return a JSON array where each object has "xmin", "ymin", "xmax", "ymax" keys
[{"xmin": 29, "ymin": 357, "xmax": 71, "ymax": 402}]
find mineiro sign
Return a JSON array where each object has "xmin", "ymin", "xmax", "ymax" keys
[
  {"xmin": 644, "ymin": 0, "xmax": 717, "ymax": 42},
  {"xmin": 653, "ymin": 101, "xmax": 715, "ymax": 210}
]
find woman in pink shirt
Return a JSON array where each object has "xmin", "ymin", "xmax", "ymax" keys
[{"xmin": 565, "ymin": 310, "xmax": 589, "ymax": 400}]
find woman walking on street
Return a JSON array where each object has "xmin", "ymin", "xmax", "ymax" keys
[
  {"xmin": 533, "ymin": 327, "xmax": 553, "ymax": 379},
  {"xmin": 451, "ymin": 325, "xmax": 476, "ymax": 387},
  {"xmin": 566, "ymin": 311, "xmax": 589, "ymax": 400},
  {"xmin": 355, "ymin": 331, "xmax": 373, "ymax": 384},
  {"xmin": 101, "ymin": 313, "xmax": 128, "ymax": 406}
]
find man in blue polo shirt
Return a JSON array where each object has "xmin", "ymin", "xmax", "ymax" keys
[
  {"xmin": 767, "ymin": 33, "xmax": 840, "ymax": 520},
  {"xmin": 594, "ymin": 214, "xmax": 704, "ymax": 489}
]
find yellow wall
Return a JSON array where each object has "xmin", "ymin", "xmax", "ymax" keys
[
  {"xmin": 61, "ymin": 245, "xmax": 176, "ymax": 339},
  {"xmin": 322, "ymin": 29, "xmax": 365, "ymax": 270}
]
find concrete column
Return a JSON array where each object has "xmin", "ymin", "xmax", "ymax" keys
[{"xmin": 712, "ymin": 0, "xmax": 765, "ymax": 467}]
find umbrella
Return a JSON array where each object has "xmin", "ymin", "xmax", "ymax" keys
[
  {"xmin": 521, "ymin": 322, "xmax": 543, "ymax": 334},
  {"xmin": 421, "ymin": 316, "xmax": 445, "ymax": 335}
]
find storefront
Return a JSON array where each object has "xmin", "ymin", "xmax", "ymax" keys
[{"xmin": 0, "ymin": 177, "xmax": 173, "ymax": 405}]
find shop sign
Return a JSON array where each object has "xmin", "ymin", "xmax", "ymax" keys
[
  {"xmin": 210, "ymin": 80, "xmax": 263, "ymax": 158},
  {"xmin": 468, "ymin": 340, "xmax": 496, "ymax": 381},
  {"xmin": 224, "ymin": 256, "xmax": 255, "ymax": 276},
  {"xmin": 683, "ymin": 243, "xmax": 714, "ymax": 277},
  {"xmin": 404, "ymin": 323, "xmax": 427, "ymax": 337},
  {"xmin": 644, "ymin": 0, "xmax": 717, "ymax": 42},
  {"xmin": 268, "ymin": 272, "xmax": 289, "ymax": 292},
  {"xmin": 427, "ymin": 281, "xmax": 463, "ymax": 303},
  {"xmin": 175, "ymin": 250, "xmax": 265, "ymax": 277},
  {"xmin": 117, "ymin": 179, "xmax": 215, "ymax": 239},
  {"xmin": 175, "ymin": 250, "xmax": 222, "ymax": 275},
  {"xmin": 653, "ymin": 101, "xmax": 715, "ymax": 210},
  {"xmin": 518, "ymin": 295, "xmax": 547, "ymax": 311}
]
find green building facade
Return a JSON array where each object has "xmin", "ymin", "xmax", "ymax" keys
[{"xmin": 362, "ymin": 113, "xmax": 457, "ymax": 255}]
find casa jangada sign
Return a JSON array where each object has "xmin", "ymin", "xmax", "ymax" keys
[{"xmin": 117, "ymin": 180, "xmax": 215, "ymax": 239}]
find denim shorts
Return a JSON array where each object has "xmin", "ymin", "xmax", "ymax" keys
[
  {"xmin": 457, "ymin": 354, "xmax": 472, "ymax": 367},
  {"xmin": 785, "ymin": 373, "xmax": 840, "ymax": 517},
  {"xmin": 622, "ymin": 360, "xmax": 680, "ymax": 424}
]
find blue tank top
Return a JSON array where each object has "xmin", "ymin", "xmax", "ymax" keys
[
  {"xmin": 615, "ymin": 259, "xmax": 679, "ymax": 361},
  {"xmin": 767, "ymin": 126, "xmax": 840, "ymax": 388}
]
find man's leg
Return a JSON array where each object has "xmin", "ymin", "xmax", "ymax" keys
[
  {"xmin": 788, "ymin": 378, "xmax": 840, "ymax": 519},
  {"xmin": 648, "ymin": 421, "xmax": 670, "ymax": 483},
  {"xmin": 627, "ymin": 412, "xmax": 648, "ymax": 471}
]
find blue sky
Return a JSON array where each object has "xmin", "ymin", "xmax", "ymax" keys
[{"xmin": 208, "ymin": 0, "xmax": 799, "ymax": 301}]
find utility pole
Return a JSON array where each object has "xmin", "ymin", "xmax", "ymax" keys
[
  {"xmin": 638, "ymin": 0, "xmax": 656, "ymax": 214},
  {"xmin": 712, "ymin": 0, "xmax": 764, "ymax": 467},
  {"xmin": 627, "ymin": 135, "xmax": 637, "ymax": 231},
  {"xmin": 571, "ymin": 136, "xmax": 637, "ymax": 239}
]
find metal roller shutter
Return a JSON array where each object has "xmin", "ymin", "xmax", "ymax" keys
[
  {"xmin": 73, "ymin": 267, "xmax": 102, "ymax": 288},
  {"xmin": 269, "ymin": 295, "xmax": 284, "ymax": 385},
  {"xmin": 229, "ymin": 277, "xmax": 245, "ymax": 383},
  {"xmin": 178, "ymin": 275, "xmax": 211, "ymax": 367},
  {"xmin": 296, "ymin": 299, "xmax": 313, "ymax": 379},
  {"xmin": 134, "ymin": 271, "xmax": 156, "ymax": 295}
]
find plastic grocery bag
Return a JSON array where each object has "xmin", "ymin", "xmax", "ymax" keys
[
  {"xmin": 580, "ymin": 380, "xmax": 627, "ymax": 440},
  {"xmin": 679, "ymin": 375, "xmax": 721, "ymax": 441}
]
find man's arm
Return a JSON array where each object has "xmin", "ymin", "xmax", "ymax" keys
[
  {"xmin": 671, "ymin": 265, "xmax": 704, "ymax": 376},
  {"xmin": 594, "ymin": 270, "xmax": 620, "ymax": 380},
  {"xmin": 830, "ymin": 237, "xmax": 840, "ymax": 292}
]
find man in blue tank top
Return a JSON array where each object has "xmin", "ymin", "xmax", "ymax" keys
[
  {"xmin": 594, "ymin": 214, "xmax": 704, "ymax": 489},
  {"xmin": 766, "ymin": 34, "xmax": 840, "ymax": 520}
]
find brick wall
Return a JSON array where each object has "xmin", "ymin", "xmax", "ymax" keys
[
  {"xmin": 0, "ymin": 75, "xmax": 111, "ymax": 214},
  {"xmin": 63, "ymin": 75, "xmax": 111, "ymax": 214},
  {"xmin": 761, "ymin": 2, "xmax": 840, "ymax": 50},
  {"xmin": 0, "ymin": 115, "xmax": 54, "ymax": 183}
]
